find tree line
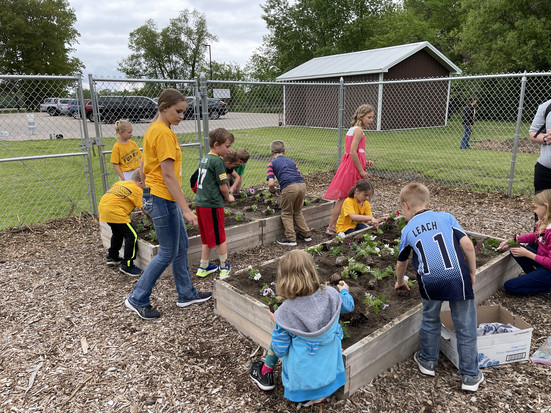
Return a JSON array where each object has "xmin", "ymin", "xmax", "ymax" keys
[{"xmin": 1, "ymin": 0, "xmax": 550, "ymax": 83}]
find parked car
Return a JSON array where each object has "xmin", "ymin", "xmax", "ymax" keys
[
  {"xmin": 184, "ymin": 97, "xmax": 228, "ymax": 120},
  {"xmin": 40, "ymin": 98, "xmax": 60, "ymax": 113},
  {"xmin": 95, "ymin": 96, "xmax": 158, "ymax": 123},
  {"xmin": 60, "ymin": 99, "xmax": 78, "ymax": 116},
  {"xmin": 69, "ymin": 99, "xmax": 93, "ymax": 121}
]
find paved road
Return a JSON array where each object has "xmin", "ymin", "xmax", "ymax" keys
[{"xmin": 0, "ymin": 111, "xmax": 281, "ymax": 142}]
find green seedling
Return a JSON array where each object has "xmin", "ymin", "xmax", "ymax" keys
[
  {"xmin": 329, "ymin": 246, "xmax": 343, "ymax": 256},
  {"xmin": 306, "ymin": 244, "xmax": 324, "ymax": 256},
  {"xmin": 342, "ymin": 258, "xmax": 369, "ymax": 280},
  {"xmin": 363, "ymin": 293, "xmax": 387, "ymax": 315},
  {"xmin": 340, "ymin": 320, "xmax": 351, "ymax": 339},
  {"xmin": 235, "ymin": 214, "xmax": 245, "ymax": 222},
  {"xmin": 369, "ymin": 265, "xmax": 394, "ymax": 280}
]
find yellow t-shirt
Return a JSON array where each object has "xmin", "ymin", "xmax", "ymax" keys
[
  {"xmin": 142, "ymin": 121, "xmax": 182, "ymax": 201},
  {"xmin": 98, "ymin": 180, "xmax": 143, "ymax": 223},
  {"xmin": 336, "ymin": 197, "xmax": 372, "ymax": 233},
  {"xmin": 110, "ymin": 140, "xmax": 142, "ymax": 172}
]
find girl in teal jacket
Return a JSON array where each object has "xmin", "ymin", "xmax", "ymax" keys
[{"xmin": 250, "ymin": 249, "xmax": 354, "ymax": 405}]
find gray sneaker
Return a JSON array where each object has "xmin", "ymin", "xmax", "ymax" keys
[
  {"xmin": 124, "ymin": 298, "xmax": 161, "ymax": 320},
  {"xmin": 462, "ymin": 371, "xmax": 484, "ymax": 392},
  {"xmin": 414, "ymin": 351, "xmax": 435, "ymax": 376},
  {"xmin": 176, "ymin": 291, "xmax": 212, "ymax": 308}
]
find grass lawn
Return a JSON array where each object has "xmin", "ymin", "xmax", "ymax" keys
[{"xmin": 0, "ymin": 119, "xmax": 538, "ymax": 229}]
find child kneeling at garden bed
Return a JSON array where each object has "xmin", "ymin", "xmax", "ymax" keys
[{"xmin": 250, "ymin": 249, "xmax": 354, "ymax": 406}]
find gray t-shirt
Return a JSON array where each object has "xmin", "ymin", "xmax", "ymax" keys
[{"xmin": 530, "ymin": 99, "xmax": 551, "ymax": 168}]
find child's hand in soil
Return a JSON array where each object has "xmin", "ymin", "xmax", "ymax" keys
[
  {"xmin": 394, "ymin": 277, "xmax": 410, "ymax": 291},
  {"xmin": 337, "ymin": 280, "xmax": 349, "ymax": 291}
]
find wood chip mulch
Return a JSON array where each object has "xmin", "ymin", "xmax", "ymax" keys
[{"xmin": 1, "ymin": 173, "xmax": 550, "ymax": 412}]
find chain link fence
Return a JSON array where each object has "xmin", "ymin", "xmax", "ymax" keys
[{"xmin": 1, "ymin": 72, "xmax": 550, "ymax": 229}]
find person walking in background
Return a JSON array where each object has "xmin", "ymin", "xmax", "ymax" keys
[
  {"xmin": 99, "ymin": 169, "xmax": 144, "ymax": 276},
  {"xmin": 499, "ymin": 189, "xmax": 551, "ymax": 295},
  {"xmin": 110, "ymin": 120, "xmax": 143, "ymax": 181},
  {"xmin": 324, "ymin": 104, "xmax": 375, "ymax": 235},
  {"xmin": 394, "ymin": 182, "xmax": 483, "ymax": 392},
  {"xmin": 459, "ymin": 97, "xmax": 477, "ymax": 149},
  {"xmin": 249, "ymin": 249, "xmax": 354, "ymax": 406},
  {"xmin": 266, "ymin": 140, "xmax": 312, "ymax": 247},
  {"xmin": 125, "ymin": 88, "xmax": 211, "ymax": 321}
]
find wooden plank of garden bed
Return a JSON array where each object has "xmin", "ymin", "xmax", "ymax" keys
[
  {"xmin": 261, "ymin": 201, "xmax": 333, "ymax": 245},
  {"xmin": 341, "ymin": 303, "xmax": 423, "ymax": 398},
  {"xmin": 188, "ymin": 220, "xmax": 262, "ymax": 261},
  {"xmin": 213, "ymin": 279, "xmax": 273, "ymax": 349}
]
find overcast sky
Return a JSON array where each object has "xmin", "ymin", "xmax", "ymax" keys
[{"xmin": 68, "ymin": 0, "xmax": 270, "ymax": 77}]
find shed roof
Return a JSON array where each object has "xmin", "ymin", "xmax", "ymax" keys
[{"xmin": 276, "ymin": 41, "xmax": 462, "ymax": 82}]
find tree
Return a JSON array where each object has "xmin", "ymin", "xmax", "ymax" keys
[
  {"xmin": 0, "ymin": 0, "xmax": 83, "ymax": 75},
  {"xmin": 251, "ymin": 0, "xmax": 395, "ymax": 79},
  {"xmin": 454, "ymin": 0, "xmax": 551, "ymax": 74},
  {"xmin": 118, "ymin": 10, "xmax": 217, "ymax": 80}
]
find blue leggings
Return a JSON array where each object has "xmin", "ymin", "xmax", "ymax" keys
[{"xmin": 504, "ymin": 246, "xmax": 551, "ymax": 295}]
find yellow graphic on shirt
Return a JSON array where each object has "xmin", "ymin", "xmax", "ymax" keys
[
  {"xmin": 218, "ymin": 172, "xmax": 227, "ymax": 180},
  {"xmin": 106, "ymin": 185, "xmax": 132, "ymax": 199}
]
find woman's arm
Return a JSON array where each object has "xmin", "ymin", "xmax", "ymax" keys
[
  {"xmin": 160, "ymin": 159, "xmax": 198, "ymax": 226},
  {"xmin": 350, "ymin": 128, "xmax": 369, "ymax": 180}
]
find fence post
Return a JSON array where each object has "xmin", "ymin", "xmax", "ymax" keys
[
  {"xmin": 508, "ymin": 71, "xmax": 528, "ymax": 197},
  {"xmin": 88, "ymin": 74, "xmax": 109, "ymax": 193},
  {"xmin": 77, "ymin": 77, "xmax": 98, "ymax": 215},
  {"xmin": 337, "ymin": 77, "xmax": 345, "ymax": 168},
  {"xmin": 200, "ymin": 73, "xmax": 209, "ymax": 158}
]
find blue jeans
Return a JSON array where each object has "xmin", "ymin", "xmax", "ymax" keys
[
  {"xmin": 128, "ymin": 194, "xmax": 198, "ymax": 307},
  {"xmin": 419, "ymin": 298, "xmax": 479, "ymax": 377},
  {"xmin": 504, "ymin": 246, "xmax": 551, "ymax": 294},
  {"xmin": 460, "ymin": 124, "xmax": 472, "ymax": 149},
  {"xmin": 344, "ymin": 223, "xmax": 367, "ymax": 235}
]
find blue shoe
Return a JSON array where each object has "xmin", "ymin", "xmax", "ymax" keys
[
  {"xmin": 120, "ymin": 265, "xmax": 142, "ymax": 277},
  {"xmin": 219, "ymin": 260, "xmax": 231, "ymax": 279},
  {"xmin": 196, "ymin": 263, "xmax": 218, "ymax": 278}
]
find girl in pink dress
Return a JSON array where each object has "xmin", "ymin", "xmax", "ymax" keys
[{"xmin": 324, "ymin": 104, "xmax": 375, "ymax": 234}]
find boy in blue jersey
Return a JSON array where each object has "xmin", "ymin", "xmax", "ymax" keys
[{"xmin": 394, "ymin": 182, "xmax": 483, "ymax": 392}]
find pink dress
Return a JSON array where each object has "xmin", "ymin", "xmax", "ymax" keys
[{"xmin": 324, "ymin": 126, "xmax": 367, "ymax": 200}]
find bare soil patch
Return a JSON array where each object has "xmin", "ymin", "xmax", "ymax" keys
[
  {"xmin": 227, "ymin": 223, "xmax": 503, "ymax": 350},
  {"xmin": 1, "ymin": 171, "xmax": 550, "ymax": 412}
]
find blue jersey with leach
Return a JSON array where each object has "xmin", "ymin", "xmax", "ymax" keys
[{"xmin": 397, "ymin": 210, "xmax": 473, "ymax": 301}]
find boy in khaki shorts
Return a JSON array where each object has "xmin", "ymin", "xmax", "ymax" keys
[{"xmin": 266, "ymin": 140, "xmax": 311, "ymax": 246}]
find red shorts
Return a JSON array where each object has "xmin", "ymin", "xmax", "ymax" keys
[{"xmin": 196, "ymin": 206, "xmax": 226, "ymax": 248}]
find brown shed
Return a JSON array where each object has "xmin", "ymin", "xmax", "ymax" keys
[{"xmin": 276, "ymin": 41, "xmax": 462, "ymax": 131}]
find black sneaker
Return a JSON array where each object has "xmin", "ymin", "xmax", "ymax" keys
[
  {"xmin": 124, "ymin": 298, "xmax": 161, "ymax": 320},
  {"xmin": 120, "ymin": 265, "xmax": 142, "ymax": 277},
  {"xmin": 176, "ymin": 291, "xmax": 212, "ymax": 308},
  {"xmin": 297, "ymin": 233, "xmax": 312, "ymax": 242},
  {"xmin": 106, "ymin": 256, "xmax": 122, "ymax": 266},
  {"xmin": 250, "ymin": 361, "xmax": 275, "ymax": 391},
  {"xmin": 277, "ymin": 238, "xmax": 297, "ymax": 246}
]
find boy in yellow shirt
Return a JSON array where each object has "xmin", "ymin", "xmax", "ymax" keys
[{"xmin": 99, "ymin": 169, "xmax": 145, "ymax": 276}]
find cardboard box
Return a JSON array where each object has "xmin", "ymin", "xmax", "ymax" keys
[{"xmin": 440, "ymin": 305, "xmax": 533, "ymax": 368}]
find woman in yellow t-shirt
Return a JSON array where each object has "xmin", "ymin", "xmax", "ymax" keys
[
  {"xmin": 125, "ymin": 89, "xmax": 211, "ymax": 320},
  {"xmin": 336, "ymin": 180, "xmax": 388, "ymax": 235}
]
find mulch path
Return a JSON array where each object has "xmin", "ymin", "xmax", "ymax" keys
[{"xmin": 1, "ymin": 171, "xmax": 550, "ymax": 412}]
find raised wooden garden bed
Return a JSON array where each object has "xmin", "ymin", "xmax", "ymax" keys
[
  {"xmin": 212, "ymin": 230, "xmax": 521, "ymax": 398},
  {"xmin": 99, "ymin": 201, "xmax": 334, "ymax": 266}
]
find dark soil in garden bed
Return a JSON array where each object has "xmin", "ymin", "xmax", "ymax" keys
[
  {"xmin": 225, "ymin": 221, "xmax": 505, "ymax": 350},
  {"xmin": 130, "ymin": 188, "xmax": 327, "ymax": 241}
]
